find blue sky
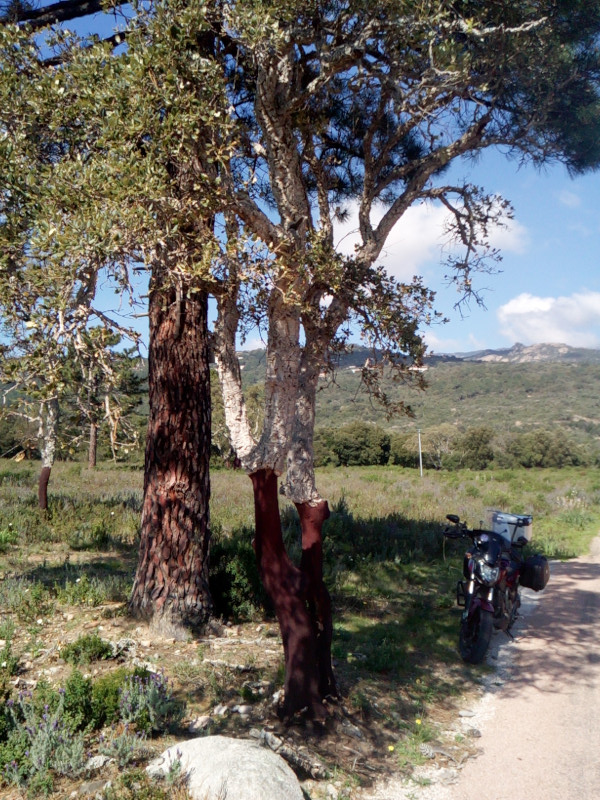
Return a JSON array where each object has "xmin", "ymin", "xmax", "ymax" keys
[
  {"xmin": 393, "ymin": 154, "xmax": 600, "ymax": 355},
  {"xmin": 58, "ymin": 7, "xmax": 600, "ymax": 356},
  {"xmin": 332, "ymin": 149, "xmax": 600, "ymax": 355}
]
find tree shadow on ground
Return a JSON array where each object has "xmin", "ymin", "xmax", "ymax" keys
[{"xmin": 492, "ymin": 554, "xmax": 600, "ymax": 702}]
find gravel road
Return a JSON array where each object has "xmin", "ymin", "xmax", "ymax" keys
[{"xmin": 364, "ymin": 535, "xmax": 600, "ymax": 800}]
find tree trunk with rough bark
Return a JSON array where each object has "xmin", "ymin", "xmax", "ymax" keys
[{"xmin": 129, "ymin": 265, "xmax": 212, "ymax": 633}]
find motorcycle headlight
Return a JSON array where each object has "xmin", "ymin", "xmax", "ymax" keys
[{"xmin": 474, "ymin": 560, "xmax": 500, "ymax": 585}]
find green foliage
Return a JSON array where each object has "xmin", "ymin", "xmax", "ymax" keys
[
  {"xmin": 90, "ymin": 668, "xmax": 136, "ymax": 729},
  {"xmin": 0, "ymin": 686, "xmax": 87, "ymax": 790},
  {"xmin": 101, "ymin": 767, "xmax": 190, "ymax": 800},
  {"xmin": 389, "ymin": 433, "xmax": 419, "ymax": 468},
  {"xmin": 0, "ymin": 524, "xmax": 18, "ymax": 552},
  {"xmin": 55, "ymin": 573, "xmax": 131, "ymax": 607},
  {"xmin": 0, "ymin": 619, "xmax": 18, "ymax": 686},
  {"xmin": 0, "ymin": 638, "xmax": 19, "ymax": 683},
  {"xmin": 0, "ymin": 577, "xmax": 55, "ymax": 622},
  {"xmin": 118, "ymin": 672, "xmax": 185, "ymax": 735},
  {"xmin": 0, "ymin": 664, "xmax": 168, "ymax": 794},
  {"xmin": 62, "ymin": 671, "xmax": 94, "ymax": 733},
  {"xmin": 503, "ymin": 429, "xmax": 588, "ymax": 468},
  {"xmin": 59, "ymin": 634, "xmax": 113, "ymax": 666},
  {"xmin": 98, "ymin": 725, "xmax": 148, "ymax": 767},
  {"xmin": 209, "ymin": 525, "xmax": 270, "ymax": 620},
  {"xmin": 458, "ymin": 426, "xmax": 495, "ymax": 471},
  {"xmin": 307, "ymin": 357, "xmax": 600, "ymax": 463},
  {"xmin": 330, "ymin": 422, "xmax": 391, "ymax": 467}
]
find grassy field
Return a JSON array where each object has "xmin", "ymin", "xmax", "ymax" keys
[{"xmin": 0, "ymin": 460, "xmax": 599, "ymax": 799}]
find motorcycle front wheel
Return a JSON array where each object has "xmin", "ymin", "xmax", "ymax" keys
[{"xmin": 459, "ymin": 607, "xmax": 493, "ymax": 664}]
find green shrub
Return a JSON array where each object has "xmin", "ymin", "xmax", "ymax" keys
[
  {"xmin": 331, "ymin": 422, "xmax": 391, "ymax": 467},
  {"xmin": 91, "ymin": 667, "xmax": 147, "ymax": 729},
  {"xmin": 0, "ymin": 687, "xmax": 87, "ymax": 792},
  {"xmin": 209, "ymin": 527, "xmax": 269, "ymax": 620},
  {"xmin": 101, "ymin": 767, "xmax": 189, "ymax": 800},
  {"xmin": 118, "ymin": 671, "xmax": 185, "ymax": 734},
  {"xmin": 55, "ymin": 573, "xmax": 131, "ymax": 607},
  {"xmin": 98, "ymin": 725, "xmax": 148, "ymax": 767},
  {"xmin": 504, "ymin": 429, "xmax": 589, "ymax": 469},
  {"xmin": 0, "ymin": 724, "xmax": 31, "ymax": 786},
  {"xmin": 0, "ymin": 578, "xmax": 55, "ymax": 622},
  {"xmin": 389, "ymin": 433, "xmax": 419, "ymax": 468},
  {"xmin": 0, "ymin": 526, "xmax": 18, "ymax": 553},
  {"xmin": 313, "ymin": 427, "xmax": 337, "ymax": 467},
  {"xmin": 458, "ymin": 426, "xmax": 495, "ymax": 471},
  {"xmin": 62, "ymin": 670, "xmax": 94, "ymax": 732},
  {"xmin": 0, "ymin": 620, "xmax": 19, "ymax": 684},
  {"xmin": 60, "ymin": 633, "xmax": 113, "ymax": 666}
]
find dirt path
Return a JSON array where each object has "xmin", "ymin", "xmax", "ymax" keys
[{"xmin": 364, "ymin": 535, "xmax": 600, "ymax": 800}]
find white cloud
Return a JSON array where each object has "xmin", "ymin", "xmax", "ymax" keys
[
  {"xmin": 557, "ymin": 190, "xmax": 581, "ymax": 208},
  {"xmin": 487, "ymin": 216, "xmax": 529, "ymax": 255},
  {"xmin": 334, "ymin": 200, "xmax": 528, "ymax": 280},
  {"xmin": 423, "ymin": 329, "xmax": 488, "ymax": 354},
  {"xmin": 497, "ymin": 291, "xmax": 600, "ymax": 347}
]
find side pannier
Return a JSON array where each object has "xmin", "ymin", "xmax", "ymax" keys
[{"xmin": 520, "ymin": 554, "xmax": 550, "ymax": 592}]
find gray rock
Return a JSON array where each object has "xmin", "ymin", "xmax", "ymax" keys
[
  {"xmin": 147, "ymin": 735, "xmax": 304, "ymax": 800},
  {"xmin": 85, "ymin": 754, "xmax": 113, "ymax": 771},
  {"xmin": 232, "ymin": 704, "xmax": 253, "ymax": 716},
  {"xmin": 188, "ymin": 715, "xmax": 212, "ymax": 733}
]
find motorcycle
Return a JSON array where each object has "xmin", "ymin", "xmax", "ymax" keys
[{"xmin": 443, "ymin": 512, "xmax": 549, "ymax": 664}]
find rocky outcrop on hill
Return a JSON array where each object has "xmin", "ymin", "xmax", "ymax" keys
[{"xmin": 455, "ymin": 342, "xmax": 600, "ymax": 364}]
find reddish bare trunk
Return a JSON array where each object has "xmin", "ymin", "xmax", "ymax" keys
[
  {"xmin": 295, "ymin": 500, "xmax": 338, "ymax": 700},
  {"xmin": 129, "ymin": 265, "xmax": 212, "ymax": 631},
  {"xmin": 38, "ymin": 466, "xmax": 51, "ymax": 511},
  {"xmin": 250, "ymin": 468, "xmax": 324, "ymax": 721}
]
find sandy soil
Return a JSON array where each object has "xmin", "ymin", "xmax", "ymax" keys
[{"xmin": 364, "ymin": 535, "xmax": 600, "ymax": 800}]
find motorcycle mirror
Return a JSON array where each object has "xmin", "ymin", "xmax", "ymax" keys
[{"xmin": 446, "ymin": 514, "xmax": 460, "ymax": 524}]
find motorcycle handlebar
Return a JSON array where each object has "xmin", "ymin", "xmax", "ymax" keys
[{"xmin": 443, "ymin": 526, "xmax": 468, "ymax": 539}]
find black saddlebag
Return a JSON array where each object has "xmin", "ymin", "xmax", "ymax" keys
[{"xmin": 520, "ymin": 554, "xmax": 550, "ymax": 592}]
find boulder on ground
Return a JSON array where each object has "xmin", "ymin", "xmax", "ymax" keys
[{"xmin": 146, "ymin": 735, "xmax": 304, "ymax": 800}]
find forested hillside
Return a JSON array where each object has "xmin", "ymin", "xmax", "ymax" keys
[
  {"xmin": 230, "ymin": 344, "xmax": 600, "ymax": 470},
  {"xmin": 238, "ymin": 343, "xmax": 600, "ymax": 440}
]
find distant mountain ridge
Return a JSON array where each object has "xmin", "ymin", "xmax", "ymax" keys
[
  {"xmin": 237, "ymin": 342, "xmax": 600, "ymax": 369},
  {"xmin": 443, "ymin": 342, "xmax": 600, "ymax": 364},
  {"xmin": 235, "ymin": 342, "xmax": 600, "ymax": 443}
]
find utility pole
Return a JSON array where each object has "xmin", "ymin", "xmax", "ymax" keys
[{"xmin": 417, "ymin": 428, "xmax": 423, "ymax": 477}]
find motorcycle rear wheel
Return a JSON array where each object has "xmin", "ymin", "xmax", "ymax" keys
[{"xmin": 459, "ymin": 607, "xmax": 493, "ymax": 664}]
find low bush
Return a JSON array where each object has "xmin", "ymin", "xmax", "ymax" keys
[
  {"xmin": 0, "ymin": 578, "xmax": 55, "ymax": 622},
  {"xmin": 0, "ymin": 687, "xmax": 87, "ymax": 795},
  {"xmin": 91, "ymin": 667, "xmax": 136, "ymax": 729},
  {"xmin": 0, "ymin": 664, "xmax": 178, "ymax": 795},
  {"xmin": 60, "ymin": 633, "xmax": 114, "ymax": 666},
  {"xmin": 119, "ymin": 671, "xmax": 185, "ymax": 734},
  {"xmin": 209, "ymin": 526, "xmax": 269, "ymax": 620}
]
